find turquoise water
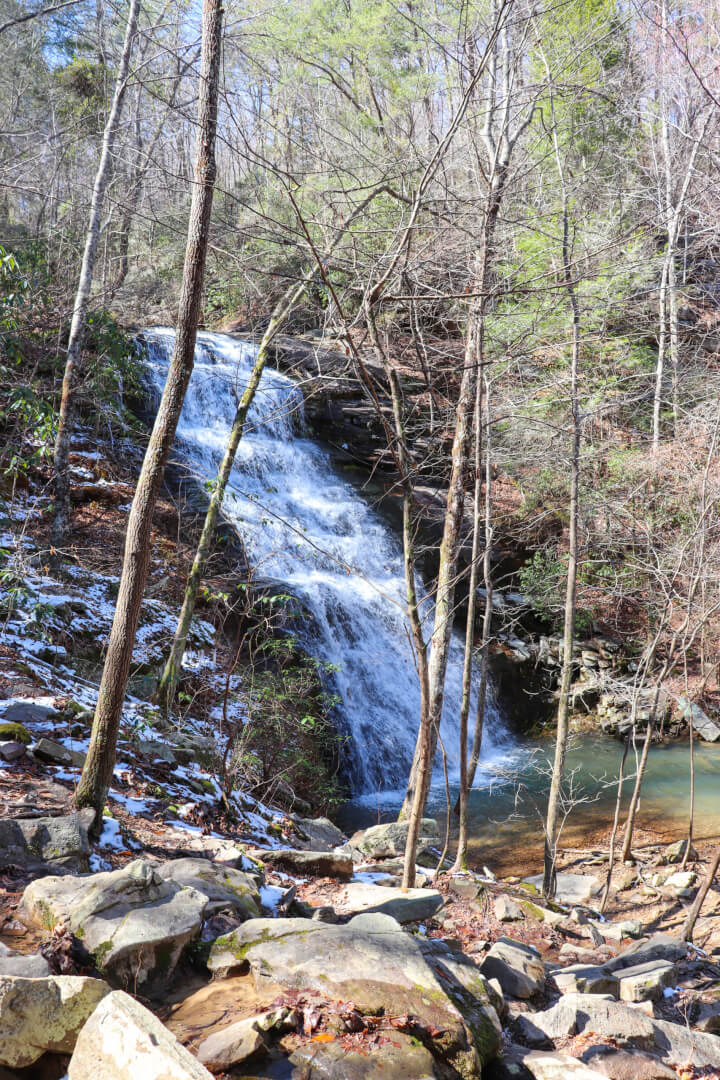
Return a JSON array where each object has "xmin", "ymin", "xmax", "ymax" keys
[{"xmin": 340, "ymin": 735, "xmax": 720, "ymax": 872}]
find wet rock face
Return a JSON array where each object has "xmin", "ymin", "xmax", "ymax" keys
[
  {"xmin": 208, "ymin": 911, "xmax": 502, "ymax": 1074},
  {"xmin": 19, "ymin": 858, "xmax": 262, "ymax": 991}
]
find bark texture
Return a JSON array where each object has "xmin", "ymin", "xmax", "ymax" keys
[{"xmin": 74, "ymin": 0, "xmax": 224, "ymax": 825}]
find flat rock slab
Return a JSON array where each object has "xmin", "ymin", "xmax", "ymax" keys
[
  {"xmin": 551, "ymin": 963, "xmax": 619, "ymax": 997},
  {"xmin": 520, "ymin": 1049, "xmax": 609, "ymax": 1079},
  {"xmin": 208, "ymin": 911, "xmax": 500, "ymax": 1074},
  {"xmin": 0, "ymin": 809, "xmax": 94, "ymax": 871},
  {"xmin": 523, "ymin": 873, "xmax": 601, "ymax": 906},
  {"xmin": 481, "ymin": 938, "xmax": 545, "ymax": 1000},
  {"xmin": 580, "ymin": 1047, "xmax": 677, "ymax": 1079},
  {"xmin": 0, "ymin": 943, "xmax": 49, "ymax": 978},
  {"xmin": 652, "ymin": 1017, "xmax": 720, "ymax": 1068},
  {"xmin": 515, "ymin": 993, "xmax": 656, "ymax": 1050},
  {"xmin": 330, "ymin": 881, "xmax": 444, "ymax": 921},
  {"xmin": 68, "ymin": 989, "xmax": 213, "ymax": 1080},
  {"xmin": 617, "ymin": 960, "xmax": 676, "ymax": 1002},
  {"xmin": 0, "ymin": 974, "xmax": 109, "ymax": 1068},
  {"xmin": 20, "ymin": 857, "xmax": 260, "ymax": 990},
  {"xmin": 256, "ymin": 849, "xmax": 354, "ymax": 881}
]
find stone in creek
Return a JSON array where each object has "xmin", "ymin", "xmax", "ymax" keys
[
  {"xmin": 663, "ymin": 870, "xmax": 696, "ymax": 897},
  {"xmin": 350, "ymin": 818, "xmax": 440, "ymax": 859},
  {"xmin": 517, "ymin": 1049, "xmax": 611, "ymax": 1079},
  {"xmin": 480, "ymin": 938, "xmax": 545, "ymax": 1000},
  {"xmin": 0, "ymin": 741, "xmax": 25, "ymax": 762},
  {"xmin": 196, "ymin": 1006, "xmax": 296, "ymax": 1071},
  {"xmin": 580, "ymin": 1047, "xmax": 677, "ymax": 1080},
  {"xmin": 0, "ymin": 809, "xmax": 94, "ymax": 872},
  {"xmin": 292, "ymin": 816, "xmax": 346, "ymax": 852},
  {"xmin": 33, "ymin": 737, "xmax": 85, "ymax": 768},
  {"xmin": 287, "ymin": 1030, "xmax": 443, "ymax": 1078},
  {"xmin": 20, "ymin": 857, "xmax": 260, "ymax": 990}
]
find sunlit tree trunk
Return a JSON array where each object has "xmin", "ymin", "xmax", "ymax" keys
[
  {"xmin": 51, "ymin": 0, "xmax": 140, "ymax": 545},
  {"xmin": 74, "ymin": 0, "xmax": 223, "ymax": 827}
]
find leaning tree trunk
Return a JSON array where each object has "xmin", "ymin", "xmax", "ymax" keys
[
  {"xmin": 52, "ymin": 0, "xmax": 140, "ymax": 545},
  {"xmin": 682, "ymin": 847, "xmax": 720, "ymax": 943},
  {"xmin": 74, "ymin": 0, "xmax": 223, "ymax": 829},
  {"xmin": 542, "ymin": 96, "xmax": 581, "ymax": 899}
]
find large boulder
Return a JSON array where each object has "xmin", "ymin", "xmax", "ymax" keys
[
  {"xmin": 208, "ymin": 911, "xmax": 501, "ymax": 1074},
  {"xmin": 255, "ymin": 849, "xmax": 353, "ymax": 881},
  {"xmin": 19, "ymin": 858, "xmax": 259, "ymax": 990},
  {"xmin": 330, "ymin": 881, "xmax": 444, "ymax": 922},
  {"xmin": 522, "ymin": 873, "xmax": 601, "ymax": 906},
  {"xmin": 480, "ymin": 938, "xmax": 546, "ymax": 999},
  {"xmin": 651, "ymin": 1017, "xmax": 720, "ymax": 1068},
  {"xmin": 0, "ymin": 809, "xmax": 94, "ymax": 872},
  {"xmin": 350, "ymin": 818, "xmax": 440, "ymax": 859},
  {"xmin": 292, "ymin": 816, "xmax": 346, "ymax": 852},
  {"xmin": 68, "ymin": 989, "xmax": 214, "ymax": 1079},
  {"xmin": 0, "ymin": 974, "xmax": 109, "ymax": 1068},
  {"xmin": 162, "ymin": 858, "xmax": 262, "ymax": 917}
]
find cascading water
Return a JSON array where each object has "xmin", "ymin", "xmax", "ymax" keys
[{"xmin": 141, "ymin": 329, "xmax": 512, "ymax": 796}]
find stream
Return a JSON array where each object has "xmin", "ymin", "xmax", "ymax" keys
[{"xmin": 143, "ymin": 329, "xmax": 720, "ymax": 868}]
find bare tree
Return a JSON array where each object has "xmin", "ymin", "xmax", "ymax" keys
[
  {"xmin": 51, "ymin": 0, "xmax": 141, "ymax": 544},
  {"xmin": 74, "ymin": 0, "xmax": 224, "ymax": 826}
]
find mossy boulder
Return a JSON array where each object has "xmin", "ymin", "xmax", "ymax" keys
[
  {"xmin": 208, "ymin": 912, "xmax": 501, "ymax": 1075},
  {"xmin": 19, "ymin": 857, "xmax": 261, "ymax": 991},
  {"xmin": 0, "ymin": 722, "xmax": 32, "ymax": 744}
]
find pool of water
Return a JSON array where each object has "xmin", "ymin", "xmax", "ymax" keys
[{"xmin": 339, "ymin": 735, "xmax": 720, "ymax": 874}]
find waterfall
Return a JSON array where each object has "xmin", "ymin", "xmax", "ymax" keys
[{"xmin": 141, "ymin": 329, "xmax": 511, "ymax": 796}]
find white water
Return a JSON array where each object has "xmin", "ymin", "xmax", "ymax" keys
[{"xmin": 142, "ymin": 329, "xmax": 512, "ymax": 795}]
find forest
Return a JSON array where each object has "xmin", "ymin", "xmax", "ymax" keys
[{"xmin": 2, "ymin": 0, "xmax": 720, "ymax": 1077}]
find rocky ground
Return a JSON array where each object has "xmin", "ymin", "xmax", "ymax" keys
[
  {"xmin": 2, "ymin": 386, "xmax": 720, "ymax": 1079},
  {"xmin": 2, "ymin": 668, "xmax": 720, "ymax": 1080}
]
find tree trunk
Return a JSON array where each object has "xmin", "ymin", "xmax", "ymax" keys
[
  {"xmin": 463, "ymin": 372, "xmax": 493, "ymax": 799},
  {"xmin": 620, "ymin": 712, "xmax": 654, "ymax": 863},
  {"xmin": 682, "ymin": 847, "xmax": 720, "ymax": 943},
  {"xmin": 399, "ymin": 310, "xmax": 477, "ymax": 825},
  {"xmin": 51, "ymin": 0, "xmax": 140, "ymax": 545},
  {"xmin": 453, "ymin": 317, "xmax": 483, "ymax": 872},
  {"xmin": 74, "ymin": 0, "xmax": 223, "ymax": 828},
  {"xmin": 543, "ymin": 96, "xmax": 581, "ymax": 899}
]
